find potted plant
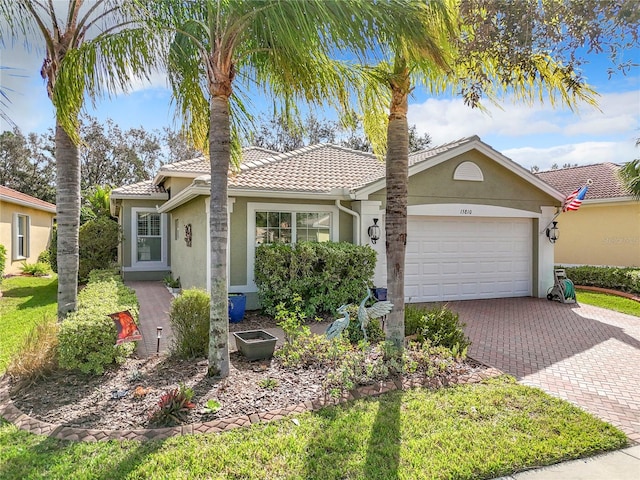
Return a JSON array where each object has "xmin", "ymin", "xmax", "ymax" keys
[
  {"xmin": 233, "ymin": 330, "xmax": 278, "ymax": 361},
  {"xmin": 164, "ymin": 274, "xmax": 181, "ymax": 294}
]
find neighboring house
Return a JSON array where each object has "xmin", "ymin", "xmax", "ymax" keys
[
  {"xmin": 536, "ymin": 163, "xmax": 640, "ymax": 267},
  {"xmin": 0, "ymin": 185, "xmax": 56, "ymax": 275},
  {"xmin": 111, "ymin": 136, "xmax": 564, "ymax": 309}
]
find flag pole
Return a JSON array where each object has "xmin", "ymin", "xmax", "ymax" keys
[{"xmin": 540, "ymin": 179, "xmax": 592, "ymax": 234}]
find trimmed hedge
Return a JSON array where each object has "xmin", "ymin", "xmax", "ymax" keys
[
  {"xmin": 0, "ymin": 243, "xmax": 6, "ymax": 281},
  {"xmin": 255, "ymin": 242, "xmax": 377, "ymax": 317},
  {"xmin": 78, "ymin": 217, "xmax": 120, "ymax": 282},
  {"xmin": 58, "ymin": 269, "xmax": 139, "ymax": 374},
  {"xmin": 560, "ymin": 265, "xmax": 640, "ymax": 294}
]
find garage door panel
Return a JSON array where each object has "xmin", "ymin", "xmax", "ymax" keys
[{"xmin": 406, "ymin": 216, "xmax": 532, "ymax": 302}]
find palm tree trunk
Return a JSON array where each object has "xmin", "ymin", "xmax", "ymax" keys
[
  {"xmin": 384, "ymin": 59, "xmax": 411, "ymax": 348},
  {"xmin": 55, "ymin": 120, "xmax": 80, "ymax": 320},
  {"xmin": 207, "ymin": 95, "xmax": 231, "ymax": 378}
]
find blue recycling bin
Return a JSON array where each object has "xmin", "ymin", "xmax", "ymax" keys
[{"xmin": 228, "ymin": 293, "xmax": 247, "ymax": 323}]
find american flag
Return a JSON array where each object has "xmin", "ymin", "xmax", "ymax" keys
[{"xmin": 563, "ymin": 185, "xmax": 589, "ymax": 212}]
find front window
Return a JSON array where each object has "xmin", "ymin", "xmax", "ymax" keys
[
  {"xmin": 136, "ymin": 212, "xmax": 162, "ymax": 262},
  {"xmin": 13, "ymin": 214, "xmax": 29, "ymax": 259},
  {"xmin": 255, "ymin": 211, "xmax": 331, "ymax": 245}
]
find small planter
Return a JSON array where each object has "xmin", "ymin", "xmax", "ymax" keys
[
  {"xmin": 228, "ymin": 293, "xmax": 247, "ymax": 323},
  {"xmin": 374, "ymin": 287, "xmax": 387, "ymax": 301},
  {"xmin": 233, "ymin": 330, "xmax": 278, "ymax": 361}
]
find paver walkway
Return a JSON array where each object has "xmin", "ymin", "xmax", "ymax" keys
[
  {"xmin": 443, "ymin": 297, "xmax": 640, "ymax": 444},
  {"xmin": 125, "ymin": 281, "xmax": 174, "ymax": 357}
]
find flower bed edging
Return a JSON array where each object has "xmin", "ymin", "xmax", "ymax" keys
[{"xmin": 0, "ymin": 362, "xmax": 503, "ymax": 443}]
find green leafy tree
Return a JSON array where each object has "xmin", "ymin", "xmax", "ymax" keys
[
  {"xmin": 79, "ymin": 115, "xmax": 163, "ymax": 190},
  {"xmin": 0, "ymin": 128, "xmax": 56, "ymax": 203},
  {"xmin": 150, "ymin": 0, "xmax": 433, "ymax": 378},
  {"xmin": 252, "ymin": 114, "xmax": 431, "ymax": 154},
  {"xmin": 0, "ymin": 0, "xmax": 161, "ymax": 319}
]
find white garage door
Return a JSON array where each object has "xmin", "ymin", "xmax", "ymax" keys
[{"xmin": 405, "ymin": 216, "xmax": 532, "ymax": 302}]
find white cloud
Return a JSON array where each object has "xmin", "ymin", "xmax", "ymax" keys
[
  {"xmin": 408, "ymin": 90, "xmax": 639, "ymax": 145},
  {"xmin": 407, "ymin": 90, "xmax": 639, "ymax": 171},
  {"xmin": 504, "ymin": 141, "xmax": 638, "ymax": 171}
]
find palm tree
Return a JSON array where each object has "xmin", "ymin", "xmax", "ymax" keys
[
  {"xmin": 361, "ymin": 3, "xmax": 603, "ymax": 347},
  {"xmin": 620, "ymin": 156, "xmax": 640, "ymax": 200},
  {"xmin": 0, "ymin": 0, "xmax": 159, "ymax": 319},
  {"xmin": 149, "ymin": 0, "xmax": 436, "ymax": 378}
]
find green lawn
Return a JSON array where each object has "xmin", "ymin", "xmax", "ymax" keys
[
  {"xmin": 0, "ymin": 275, "xmax": 58, "ymax": 373},
  {"xmin": 0, "ymin": 277, "xmax": 630, "ymax": 479},
  {"xmin": 0, "ymin": 377, "xmax": 627, "ymax": 480},
  {"xmin": 577, "ymin": 289, "xmax": 640, "ymax": 317}
]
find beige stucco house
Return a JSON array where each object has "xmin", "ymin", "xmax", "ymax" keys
[
  {"xmin": 536, "ymin": 163, "xmax": 640, "ymax": 267},
  {"xmin": 111, "ymin": 136, "xmax": 565, "ymax": 309},
  {"xmin": 0, "ymin": 185, "xmax": 56, "ymax": 275}
]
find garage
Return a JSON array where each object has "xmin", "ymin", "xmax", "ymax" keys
[{"xmin": 405, "ymin": 216, "xmax": 532, "ymax": 302}]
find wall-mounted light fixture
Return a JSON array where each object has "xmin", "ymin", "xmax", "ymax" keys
[
  {"xmin": 546, "ymin": 221, "xmax": 559, "ymax": 244},
  {"xmin": 368, "ymin": 218, "xmax": 381, "ymax": 244}
]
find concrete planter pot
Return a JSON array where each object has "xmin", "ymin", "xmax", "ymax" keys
[{"xmin": 233, "ymin": 330, "xmax": 278, "ymax": 361}]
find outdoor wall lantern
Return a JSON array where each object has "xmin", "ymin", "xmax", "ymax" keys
[
  {"xmin": 368, "ymin": 218, "xmax": 381, "ymax": 244},
  {"xmin": 546, "ymin": 221, "xmax": 559, "ymax": 244}
]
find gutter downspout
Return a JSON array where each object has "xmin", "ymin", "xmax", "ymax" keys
[{"xmin": 335, "ymin": 199, "xmax": 360, "ymax": 245}]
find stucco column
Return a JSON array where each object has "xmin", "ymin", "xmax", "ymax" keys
[
  {"xmin": 538, "ymin": 206, "xmax": 557, "ymax": 298},
  {"xmin": 352, "ymin": 200, "xmax": 386, "ymax": 288}
]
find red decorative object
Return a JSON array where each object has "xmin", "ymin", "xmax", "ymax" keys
[{"xmin": 109, "ymin": 310, "xmax": 142, "ymax": 345}]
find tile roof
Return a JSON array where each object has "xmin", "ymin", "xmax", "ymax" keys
[
  {"xmin": 229, "ymin": 144, "xmax": 384, "ymax": 193},
  {"xmin": 535, "ymin": 163, "xmax": 631, "ymax": 200},
  {"xmin": 158, "ymin": 147, "xmax": 280, "ymax": 176},
  {"xmin": 0, "ymin": 185, "xmax": 56, "ymax": 212},
  {"xmin": 111, "ymin": 180, "xmax": 167, "ymax": 197},
  {"xmin": 119, "ymin": 137, "xmax": 486, "ymax": 197},
  {"xmin": 408, "ymin": 136, "xmax": 479, "ymax": 167}
]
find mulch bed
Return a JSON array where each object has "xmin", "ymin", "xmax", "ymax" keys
[{"xmin": 8, "ymin": 312, "xmax": 492, "ymax": 431}]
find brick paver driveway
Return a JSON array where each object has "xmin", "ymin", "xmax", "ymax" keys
[{"xmin": 442, "ymin": 297, "xmax": 640, "ymax": 444}]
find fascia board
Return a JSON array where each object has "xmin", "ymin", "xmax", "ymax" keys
[
  {"xmin": 156, "ymin": 185, "xmax": 210, "ymax": 213},
  {"xmin": 583, "ymin": 197, "xmax": 637, "ymax": 206},
  {"xmin": 0, "ymin": 195, "xmax": 56, "ymax": 213},
  {"xmin": 109, "ymin": 192, "xmax": 168, "ymax": 201},
  {"xmin": 153, "ymin": 170, "xmax": 206, "ymax": 185},
  {"xmin": 228, "ymin": 188, "xmax": 351, "ymax": 201}
]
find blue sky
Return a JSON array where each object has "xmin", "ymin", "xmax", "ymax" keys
[{"xmin": 1, "ymin": 38, "xmax": 638, "ymax": 172}]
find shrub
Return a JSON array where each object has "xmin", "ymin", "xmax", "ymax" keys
[
  {"xmin": 560, "ymin": 265, "xmax": 640, "ymax": 294},
  {"xmin": 57, "ymin": 270, "xmax": 138, "ymax": 375},
  {"xmin": 169, "ymin": 288, "xmax": 210, "ymax": 358},
  {"xmin": 37, "ymin": 249, "xmax": 51, "ymax": 265},
  {"xmin": 275, "ymin": 295, "xmax": 310, "ymax": 344},
  {"xmin": 275, "ymin": 331, "xmax": 351, "ymax": 369},
  {"xmin": 47, "ymin": 226, "xmax": 58, "ymax": 273},
  {"xmin": 6, "ymin": 316, "xmax": 59, "ymax": 388},
  {"xmin": 404, "ymin": 305, "xmax": 471, "ymax": 354},
  {"xmin": 405, "ymin": 304, "xmax": 426, "ymax": 336},
  {"xmin": 0, "ymin": 243, "xmax": 6, "ymax": 281},
  {"xmin": 148, "ymin": 384, "xmax": 195, "ymax": 426},
  {"xmin": 345, "ymin": 309, "xmax": 385, "ymax": 345},
  {"xmin": 20, "ymin": 261, "xmax": 50, "ymax": 276},
  {"xmin": 78, "ymin": 217, "xmax": 121, "ymax": 282},
  {"xmin": 255, "ymin": 241, "xmax": 376, "ymax": 317}
]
